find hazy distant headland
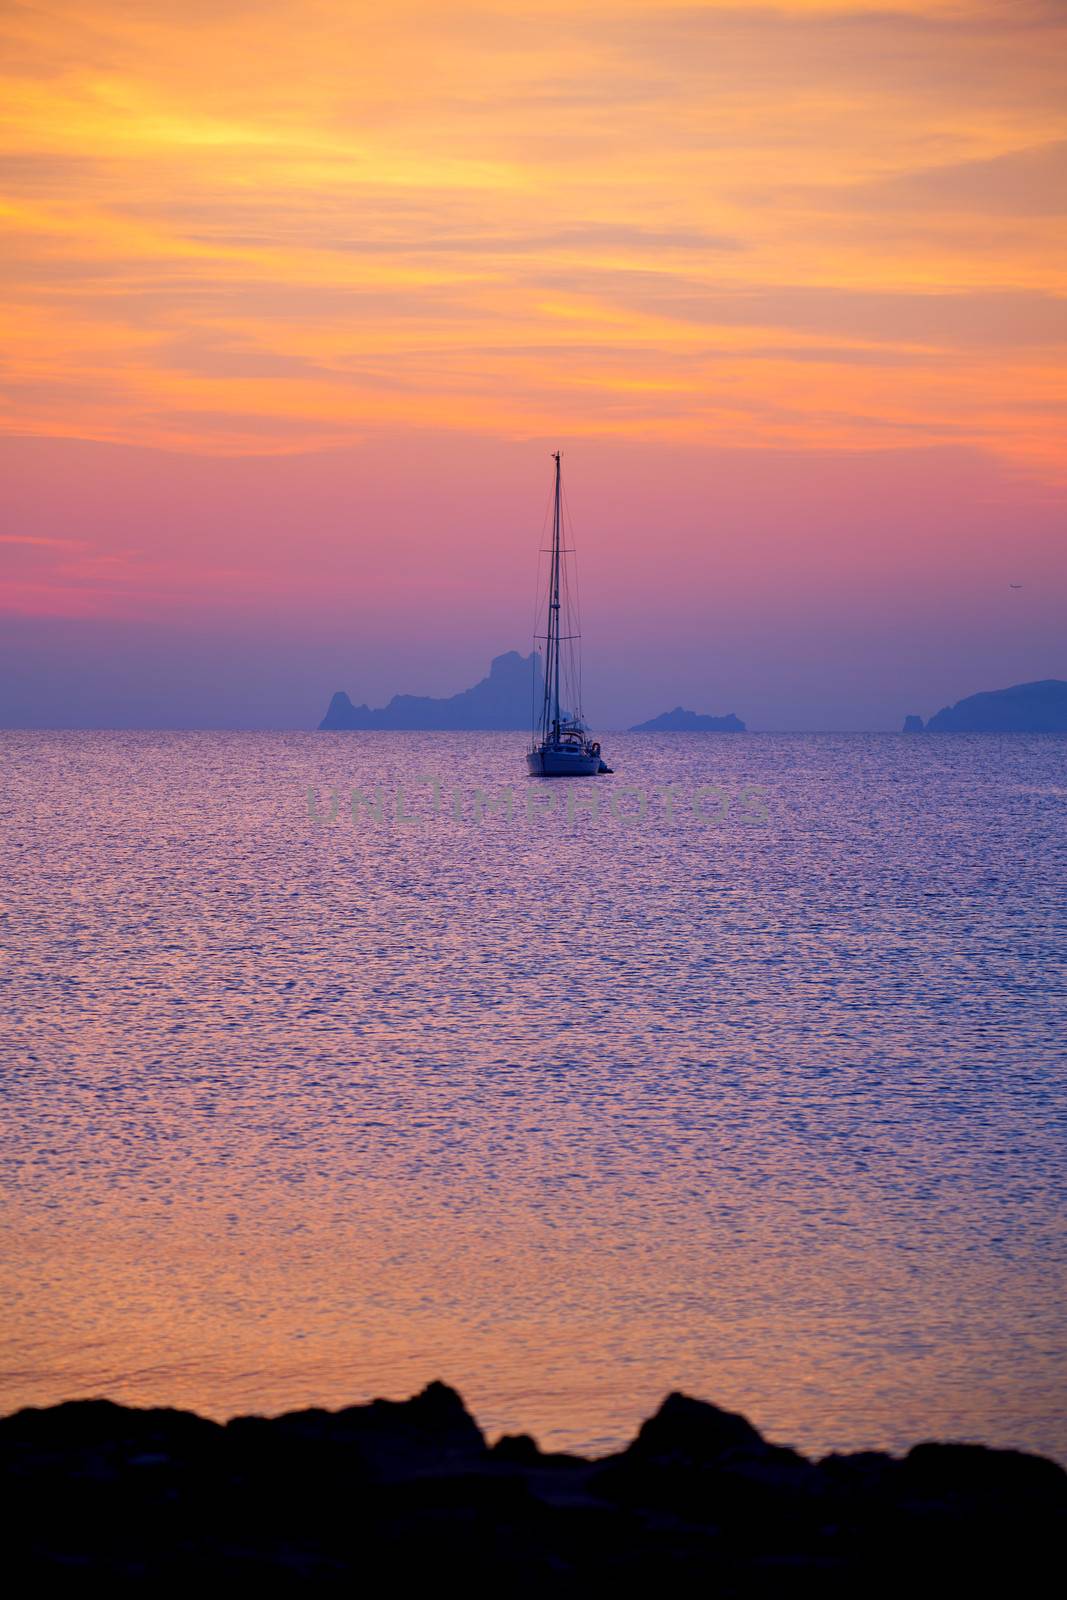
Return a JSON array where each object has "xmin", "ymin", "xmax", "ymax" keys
[
  {"xmin": 630, "ymin": 706, "xmax": 746, "ymax": 733},
  {"xmin": 320, "ymin": 664, "xmax": 1067, "ymax": 737},
  {"xmin": 320, "ymin": 651, "xmax": 542, "ymax": 730},
  {"xmin": 903, "ymin": 679, "xmax": 1067, "ymax": 733},
  {"xmin": 320, "ymin": 664, "xmax": 751, "ymax": 734}
]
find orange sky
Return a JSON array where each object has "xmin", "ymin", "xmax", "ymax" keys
[
  {"xmin": 0, "ymin": 1, "xmax": 1065, "ymax": 725},
  {"xmin": 3, "ymin": 0, "xmax": 1065, "ymax": 462}
]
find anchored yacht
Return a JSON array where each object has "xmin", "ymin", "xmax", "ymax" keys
[{"xmin": 526, "ymin": 452, "xmax": 611, "ymax": 777}]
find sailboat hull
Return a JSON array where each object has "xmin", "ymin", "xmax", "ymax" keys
[{"xmin": 527, "ymin": 745, "xmax": 604, "ymax": 776}]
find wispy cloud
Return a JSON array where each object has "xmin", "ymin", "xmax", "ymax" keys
[
  {"xmin": 0, "ymin": 535, "xmax": 90, "ymax": 548},
  {"xmin": 0, "ymin": 1, "xmax": 1064, "ymax": 474}
]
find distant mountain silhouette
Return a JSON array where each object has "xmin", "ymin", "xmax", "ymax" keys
[
  {"xmin": 630, "ymin": 705, "xmax": 746, "ymax": 733},
  {"xmin": 319, "ymin": 650, "xmax": 542, "ymax": 730},
  {"xmin": 907, "ymin": 679, "xmax": 1067, "ymax": 733}
]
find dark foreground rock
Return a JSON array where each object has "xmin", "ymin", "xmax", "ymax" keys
[{"xmin": 2, "ymin": 1384, "xmax": 1063, "ymax": 1593}]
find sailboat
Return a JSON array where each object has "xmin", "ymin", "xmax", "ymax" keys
[{"xmin": 526, "ymin": 452, "xmax": 612, "ymax": 777}]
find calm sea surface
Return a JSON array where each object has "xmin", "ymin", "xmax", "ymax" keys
[{"xmin": 2, "ymin": 731, "xmax": 1065, "ymax": 1460}]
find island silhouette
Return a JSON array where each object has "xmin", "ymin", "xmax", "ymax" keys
[
  {"xmin": 630, "ymin": 706, "xmax": 746, "ymax": 732},
  {"xmin": 320, "ymin": 650, "xmax": 542, "ymax": 730},
  {"xmin": 903, "ymin": 679, "xmax": 1067, "ymax": 732},
  {"xmin": 318, "ymin": 663, "xmax": 752, "ymax": 735}
]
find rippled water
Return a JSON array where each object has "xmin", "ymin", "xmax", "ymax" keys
[{"xmin": 2, "ymin": 731, "xmax": 1065, "ymax": 1460}]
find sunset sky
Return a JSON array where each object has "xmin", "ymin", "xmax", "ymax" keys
[{"xmin": 1, "ymin": 0, "xmax": 1065, "ymax": 728}]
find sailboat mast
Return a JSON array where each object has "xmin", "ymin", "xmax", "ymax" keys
[
  {"xmin": 550, "ymin": 450, "xmax": 562, "ymax": 742},
  {"xmin": 526, "ymin": 451, "xmax": 608, "ymax": 776}
]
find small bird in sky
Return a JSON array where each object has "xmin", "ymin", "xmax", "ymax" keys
[{"xmin": 1009, "ymin": 583, "xmax": 1023, "ymax": 589}]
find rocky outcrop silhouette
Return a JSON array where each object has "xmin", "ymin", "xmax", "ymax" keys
[
  {"xmin": 3, "ymin": 1383, "xmax": 1063, "ymax": 1590},
  {"xmin": 902, "ymin": 714, "xmax": 925, "ymax": 733},
  {"xmin": 921, "ymin": 679, "xmax": 1067, "ymax": 732},
  {"xmin": 630, "ymin": 706, "xmax": 746, "ymax": 732},
  {"xmin": 319, "ymin": 650, "xmax": 542, "ymax": 730}
]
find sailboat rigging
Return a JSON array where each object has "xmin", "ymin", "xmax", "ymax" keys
[{"xmin": 526, "ymin": 452, "xmax": 612, "ymax": 777}]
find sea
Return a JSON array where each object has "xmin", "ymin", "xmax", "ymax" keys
[{"xmin": 2, "ymin": 730, "xmax": 1065, "ymax": 1461}]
